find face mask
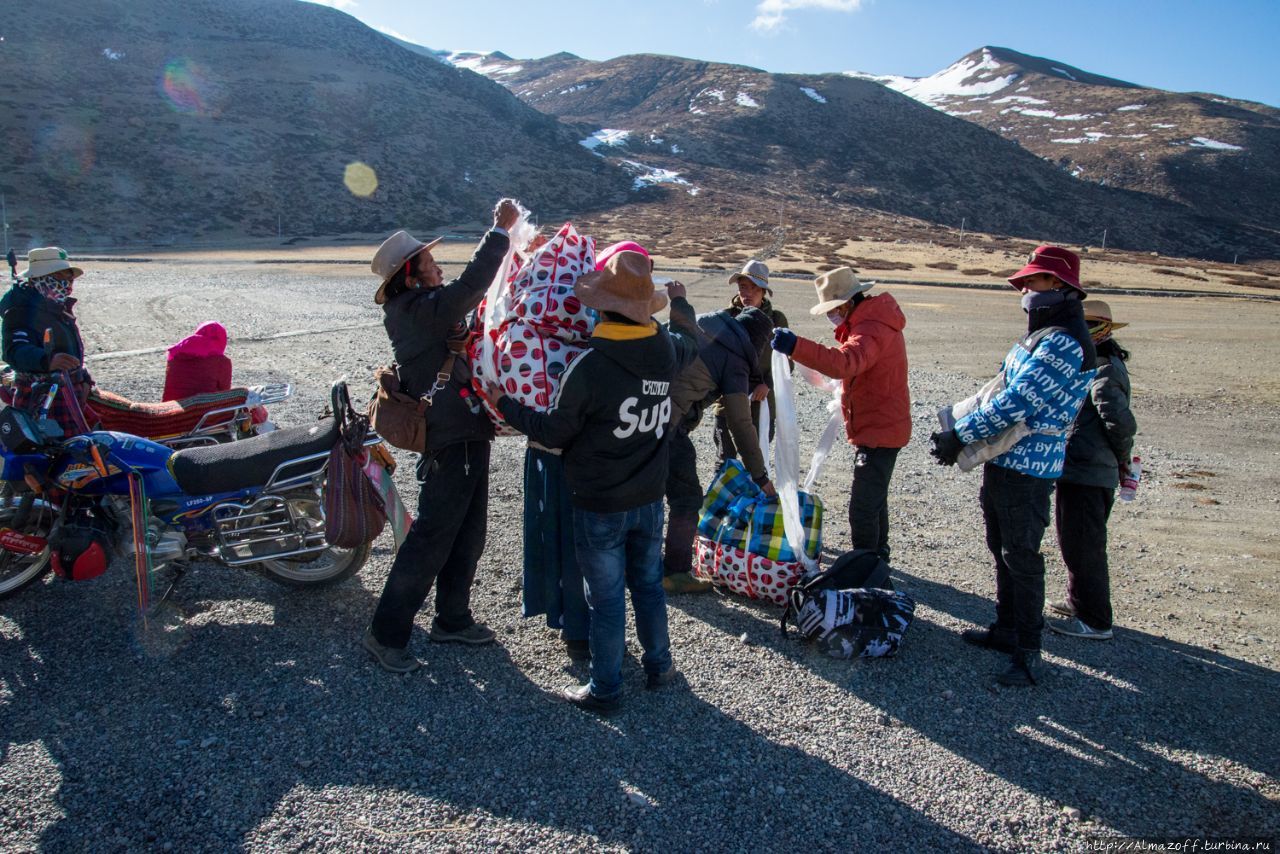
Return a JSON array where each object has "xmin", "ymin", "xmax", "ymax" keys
[
  {"xmin": 826, "ymin": 310, "xmax": 844, "ymax": 327},
  {"xmin": 1021, "ymin": 289, "xmax": 1068, "ymax": 313}
]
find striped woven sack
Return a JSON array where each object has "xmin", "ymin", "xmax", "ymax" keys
[{"xmin": 696, "ymin": 459, "xmax": 823, "ymax": 563}]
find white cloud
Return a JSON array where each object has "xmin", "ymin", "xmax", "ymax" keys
[
  {"xmin": 373, "ymin": 23, "xmax": 411, "ymax": 41},
  {"xmin": 751, "ymin": 0, "xmax": 864, "ymax": 32},
  {"xmin": 299, "ymin": 0, "xmax": 358, "ymax": 10}
]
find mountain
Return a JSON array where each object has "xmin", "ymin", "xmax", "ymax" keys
[
  {"xmin": 851, "ymin": 47, "xmax": 1280, "ymax": 236},
  {"xmin": 444, "ymin": 50, "xmax": 1280, "ymax": 261},
  {"xmin": 0, "ymin": 0, "xmax": 630, "ymax": 247}
]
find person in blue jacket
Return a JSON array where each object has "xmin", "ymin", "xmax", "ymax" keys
[{"xmin": 930, "ymin": 245, "xmax": 1096, "ymax": 687}]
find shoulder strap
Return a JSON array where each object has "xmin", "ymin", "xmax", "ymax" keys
[{"xmin": 1020, "ymin": 325, "xmax": 1067, "ymax": 354}]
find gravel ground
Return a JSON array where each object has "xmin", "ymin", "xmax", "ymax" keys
[{"xmin": 1, "ymin": 250, "xmax": 1277, "ymax": 852}]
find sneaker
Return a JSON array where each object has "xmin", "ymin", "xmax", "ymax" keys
[
  {"xmin": 645, "ymin": 666, "xmax": 679, "ymax": 690},
  {"xmin": 564, "ymin": 638, "xmax": 591, "ymax": 662},
  {"xmin": 562, "ymin": 683, "xmax": 620, "ymax": 716},
  {"xmin": 362, "ymin": 629, "xmax": 421, "ymax": 674},
  {"xmin": 429, "ymin": 620, "xmax": 496, "ymax": 646},
  {"xmin": 996, "ymin": 649, "xmax": 1045, "ymax": 687},
  {"xmin": 1048, "ymin": 599, "xmax": 1076, "ymax": 618},
  {"xmin": 663, "ymin": 571, "xmax": 711, "ymax": 594},
  {"xmin": 1048, "ymin": 617, "xmax": 1113, "ymax": 640},
  {"xmin": 960, "ymin": 626, "xmax": 1017, "ymax": 654}
]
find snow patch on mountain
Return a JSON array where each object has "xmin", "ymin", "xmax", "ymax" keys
[
  {"xmin": 736, "ymin": 91, "xmax": 760, "ymax": 108},
  {"xmin": 622, "ymin": 160, "xmax": 698, "ymax": 195},
  {"xmin": 580, "ymin": 129, "xmax": 631, "ymax": 152},
  {"xmin": 800, "ymin": 87, "xmax": 827, "ymax": 104},
  {"xmin": 1116, "ymin": 104, "xmax": 1146, "ymax": 112},
  {"xmin": 1189, "ymin": 137, "xmax": 1243, "ymax": 151},
  {"xmin": 876, "ymin": 49, "xmax": 1019, "ymax": 109}
]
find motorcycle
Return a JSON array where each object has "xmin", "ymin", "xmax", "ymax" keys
[
  {"xmin": 2, "ymin": 366, "xmax": 291, "ymax": 448},
  {"xmin": 0, "ymin": 380, "xmax": 390, "ymax": 601}
]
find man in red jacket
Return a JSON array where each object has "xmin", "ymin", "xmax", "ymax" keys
[{"xmin": 771, "ymin": 268, "xmax": 911, "ymax": 563}]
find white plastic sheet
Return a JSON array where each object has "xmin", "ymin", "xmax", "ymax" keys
[
  {"xmin": 756, "ymin": 396, "xmax": 772, "ymax": 481},
  {"xmin": 770, "ymin": 350, "xmax": 818, "ymax": 573},
  {"xmin": 477, "ymin": 203, "xmax": 538, "ymax": 373}
]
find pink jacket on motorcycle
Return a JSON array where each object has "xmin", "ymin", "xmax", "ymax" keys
[{"xmin": 163, "ymin": 321, "xmax": 232, "ymax": 401}]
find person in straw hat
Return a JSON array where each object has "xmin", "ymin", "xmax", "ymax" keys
[
  {"xmin": 1047, "ymin": 299, "xmax": 1136, "ymax": 641},
  {"xmin": 486, "ymin": 250, "xmax": 697, "ymax": 714},
  {"xmin": 1, "ymin": 246, "xmax": 98, "ymax": 435},
  {"xmin": 771, "ymin": 266, "xmax": 910, "ymax": 565},
  {"xmin": 362, "ymin": 198, "xmax": 519, "ymax": 674},
  {"xmin": 929, "ymin": 245, "xmax": 1096, "ymax": 687},
  {"xmin": 712, "ymin": 259, "xmax": 788, "ymax": 463}
]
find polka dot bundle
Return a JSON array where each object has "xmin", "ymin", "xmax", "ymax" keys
[
  {"xmin": 505, "ymin": 224, "xmax": 597, "ymax": 344},
  {"xmin": 693, "ymin": 536, "xmax": 811, "ymax": 607},
  {"xmin": 470, "ymin": 222, "xmax": 597, "ymax": 428}
]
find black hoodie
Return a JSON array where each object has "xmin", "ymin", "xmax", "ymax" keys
[{"xmin": 498, "ymin": 320, "xmax": 686, "ymax": 513}]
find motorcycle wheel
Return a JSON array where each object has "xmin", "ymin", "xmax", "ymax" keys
[
  {"xmin": 254, "ymin": 492, "xmax": 369, "ymax": 588},
  {"xmin": 0, "ymin": 492, "xmax": 56, "ymax": 599}
]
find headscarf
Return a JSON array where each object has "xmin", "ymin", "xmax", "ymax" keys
[
  {"xmin": 24, "ymin": 274, "xmax": 74, "ymax": 305},
  {"xmin": 168, "ymin": 321, "xmax": 229, "ymax": 361}
]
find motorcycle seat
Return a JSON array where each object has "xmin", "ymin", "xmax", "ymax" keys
[{"xmin": 168, "ymin": 419, "xmax": 337, "ymax": 496}]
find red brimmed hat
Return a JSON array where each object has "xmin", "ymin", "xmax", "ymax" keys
[{"xmin": 1008, "ymin": 245, "xmax": 1085, "ymax": 295}]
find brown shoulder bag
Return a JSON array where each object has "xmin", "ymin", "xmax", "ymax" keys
[{"xmin": 366, "ymin": 352, "xmax": 457, "ymax": 454}]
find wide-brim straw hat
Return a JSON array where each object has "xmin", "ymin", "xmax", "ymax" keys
[
  {"xmin": 372, "ymin": 230, "xmax": 443, "ymax": 305},
  {"xmin": 575, "ymin": 250, "xmax": 667, "ymax": 325},
  {"xmin": 20, "ymin": 247, "xmax": 83, "ymax": 280},
  {"xmin": 810, "ymin": 266, "xmax": 874, "ymax": 315},
  {"xmin": 1083, "ymin": 299, "xmax": 1128, "ymax": 329}
]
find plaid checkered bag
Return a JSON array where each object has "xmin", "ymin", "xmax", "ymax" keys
[{"xmin": 696, "ymin": 459, "xmax": 822, "ymax": 563}]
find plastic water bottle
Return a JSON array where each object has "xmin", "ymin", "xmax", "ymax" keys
[{"xmin": 1119, "ymin": 456, "xmax": 1141, "ymax": 502}]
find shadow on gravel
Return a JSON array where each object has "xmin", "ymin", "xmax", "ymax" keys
[
  {"xmin": 2, "ymin": 562, "xmax": 982, "ymax": 850},
  {"xmin": 670, "ymin": 573, "xmax": 1279, "ymax": 840}
]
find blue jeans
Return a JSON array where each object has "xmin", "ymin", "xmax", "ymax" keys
[{"xmin": 574, "ymin": 500, "xmax": 672, "ymax": 700}]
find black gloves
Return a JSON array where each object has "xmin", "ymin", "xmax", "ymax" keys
[{"xmin": 929, "ymin": 429, "xmax": 963, "ymax": 466}]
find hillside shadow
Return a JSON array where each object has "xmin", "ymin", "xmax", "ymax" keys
[
  {"xmin": 669, "ymin": 572, "xmax": 1279, "ymax": 838},
  {"xmin": 1, "ymin": 562, "xmax": 981, "ymax": 850}
]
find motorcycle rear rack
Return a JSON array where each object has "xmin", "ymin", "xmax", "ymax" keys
[
  {"xmin": 259, "ymin": 433, "xmax": 384, "ymax": 495},
  {"xmin": 174, "ymin": 384, "xmax": 295, "ymax": 444}
]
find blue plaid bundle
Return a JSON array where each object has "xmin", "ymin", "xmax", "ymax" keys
[{"xmin": 696, "ymin": 459, "xmax": 822, "ymax": 564}]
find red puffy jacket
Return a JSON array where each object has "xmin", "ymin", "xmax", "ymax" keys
[{"xmin": 790, "ymin": 293, "xmax": 911, "ymax": 449}]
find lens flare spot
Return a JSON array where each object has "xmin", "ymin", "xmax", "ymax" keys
[
  {"xmin": 344, "ymin": 162, "xmax": 378, "ymax": 197},
  {"xmin": 160, "ymin": 58, "xmax": 210, "ymax": 115}
]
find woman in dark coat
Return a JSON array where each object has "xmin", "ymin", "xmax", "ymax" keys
[
  {"xmin": 1048, "ymin": 299, "xmax": 1137, "ymax": 640},
  {"xmin": 0, "ymin": 247, "xmax": 96, "ymax": 435},
  {"xmin": 360, "ymin": 199, "xmax": 519, "ymax": 674}
]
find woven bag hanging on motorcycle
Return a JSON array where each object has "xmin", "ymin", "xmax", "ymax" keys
[
  {"xmin": 470, "ymin": 220, "xmax": 596, "ymax": 430},
  {"xmin": 325, "ymin": 386, "xmax": 387, "ymax": 549}
]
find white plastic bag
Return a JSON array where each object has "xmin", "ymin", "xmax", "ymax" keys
[{"xmin": 771, "ymin": 350, "xmax": 817, "ymax": 573}]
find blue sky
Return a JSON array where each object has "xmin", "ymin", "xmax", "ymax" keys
[{"xmin": 304, "ymin": 0, "xmax": 1279, "ymax": 107}]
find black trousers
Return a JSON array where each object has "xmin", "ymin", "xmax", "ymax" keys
[
  {"xmin": 1055, "ymin": 480, "xmax": 1115, "ymax": 631},
  {"xmin": 848, "ymin": 446, "xmax": 899, "ymax": 563},
  {"xmin": 370, "ymin": 440, "xmax": 490, "ymax": 649},
  {"xmin": 979, "ymin": 463, "xmax": 1056, "ymax": 651},
  {"xmin": 666, "ymin": 427, "xmax": 703, "ymax": 516}
]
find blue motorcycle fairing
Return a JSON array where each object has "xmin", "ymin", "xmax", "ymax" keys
[{"xmin": 51, "ymin": 431, "xmax": 182, "ymax": 497}]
